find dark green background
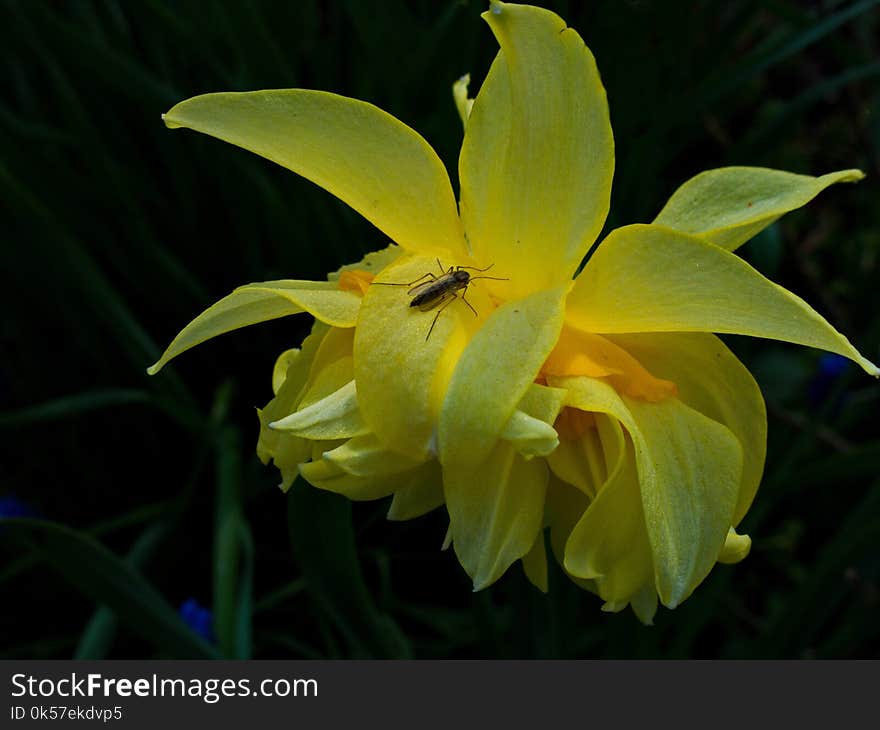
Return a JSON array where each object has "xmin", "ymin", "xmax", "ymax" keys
[{"xmin": 3, "ymin": 0, "xmax": 879, "ymax": 659}]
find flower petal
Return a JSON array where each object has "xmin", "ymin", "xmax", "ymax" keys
[
  {"xmin": 257, "ymin": 325, "xmax": 328, "ymax": 490},
  {"xmin": 551, "ymin": 376, "xmax": 742, "ymax": 608},
  {"xmin": 164, "ymin": 91, "xmax": 466, "ymax": 258},
  {"xmin": 653, "ymin": 167, "xmax": 864, "ymax": 251},
  {"xmin": 568, "ymin": 224, "xmax": 879, "ymax": 376},
  {"xmin": 272, "ymin": 348, "xmax": 300, "ymax": 395},
  {"xmin": 629, "ymin": 586, "xmax": 658, "ymax": 626},
  {"xmin": 328, "ymin": 244, "xmax": 403, "ymax": 280},
  {"xmin": 386, "ymin": 463, "xmax": 444, "ymax": 521},
  {"xmin": 545, "ymin": 425, "xmax": 605, "ymax": 498},
  {"xmin": 565, "ymin": 439, "xmax": 654, "ymax": 605},
  {"xmin": 522, "ymin": 530, "xmax": 549, "ymax": 593},
  {"xmin": 322, "ymin": 434, "xmax": 424, "ymax": 478},
  {"xmin": 452, "ymin": 74, "xmax": 474, "ymax": 127},
  {"xmin": 299, "ymin": 456, "xmax": 431, "ymax": 502},
  {"xmin": 354, "ymin": 255, "xmax": 492, "ymax": 458},
  {"xmin": 445, "ymin": 440, "xmax": 549, "ymax": 590},
  {"xmin": 438, "ymin": 285, "xmax": 569, "ymax": 466},
  {"xmin": 544, "ymin": 474, "xmax": 594, "ymax": 594},
  {"xmin": 543, "ymin": 327, "xmax": 677, "ymax": 402},
  {"xmin": 269, "ymin": 380, "xmax": 368, "ymax": 441},
  {"xmin": 500, "ymin": 383, "xmax": 567, "ymax": 459},
  {"xmin": 501, "ymin": 411, "xmax": 559, "ymax": 458},
  {"xmin": 147, "ymin": 281, "xmax": 359, "ymax": 375},
  {"xmin": 608, "ymin": 332, "xmax": 766, "ymax": 524},
  {"xmin": 458, "ymin": 2, "xmax": 614, "ymax": 297},
  {"xmin": 354, "ymin": 256, "xmax": 494, "ymax": 458},
  {"xmin": 299, "ymin": 355, "xmax": 354, "ymax": 408}
]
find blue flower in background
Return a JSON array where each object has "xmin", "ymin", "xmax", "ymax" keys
[
  {"xmin": 809, "ymin": 353, "xmax": 851, "ymax": 407},
  {"xmin": 179, "ymin": 598, "xmax": 215, "ymax": 644},
  {"xmin": 0, "ymin": 494, "xmax": 39, "ymax": 520}
]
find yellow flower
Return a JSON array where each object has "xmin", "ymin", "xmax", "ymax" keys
[{"xmin": 148, "ymin": 1, "xmax": 877, "ymax": 623}]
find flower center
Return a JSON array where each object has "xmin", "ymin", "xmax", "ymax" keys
[
  {"xmin": 337, "ymin": 270, "xmax": 375, "ymax": 296},
  {"xmin": 541, "ymin": 325, "xmax": 677, "ymax": 402}
]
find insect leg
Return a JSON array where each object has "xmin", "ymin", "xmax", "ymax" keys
[
  {"xmin": 407, "ymin": 271, "xmax": 437, "ymax": 286},
  {"xmin": 425, "ymin": 293, "xmax": 457, "ymax": 341},
  {"xmin": 459, "ymin": 285, "xmax": 478, "ymax": 317},
  {"xmin": 435, "ymin": 258, "xmax": 453, "ymax": 277}
]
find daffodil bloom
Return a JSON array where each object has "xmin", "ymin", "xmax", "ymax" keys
[{"xmin": 149, "ymin": 1, "xmax": 878, "ymax": 623}]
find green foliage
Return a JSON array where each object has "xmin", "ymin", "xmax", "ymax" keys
[{"xmin": 2, "ymin": 0, "xmax": 878, "ymax": 658}]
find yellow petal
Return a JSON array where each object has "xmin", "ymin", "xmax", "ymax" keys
[
  {"xmin": 164, "ymin": 91, "xmax": 466, "ymax": 258},
  {"xmin": 263, "ymin": 433, "xmax": 311, "ymax": 493},
  {"xmin": 543, "ymin": 326, "xmax": 677, "ymax": 402},
  {"xmin": 564, "ymin": 439, "xmax": 654, "ymax": 605},
  {"xmin": 328, "ymin": 244, "xmax": 403, "ymax": 282},
  {"xmin": 545, "ymin": 423, "xmax": 605, "ymax": 498},
  {"xmin": 544, "ymin": 475, "xmax": 595, "ymax": 594},
  {"xmin": 298, "ymin": 355, "xmax": 354, "ymax": 409},
  {"xmin": 459, "ymin": 2, "xmax": 614, "ymax": 298},
  {"xmin": 547, "ymin": 411, "xmax": 625, "ymax": 500},
  {"xmin": 386, "ymin": 462, "xmax": 444, "ymax": 521},
  {"xmin": 257, "ymin": 325, "xmax": 328, "ymax": 490},
  {"xmin": 500, "ymin": 411, "xmax": 558, "ymax": 459},
  {"xmin": 551, "ymin": 376, "xmax": 742, "ymax": 608},
  {"xmin": 608, "ymin": 332, "xmax": 766, "ymax": 524},
  {"xmin": 271, "ymin": 348, "xmax": 300, "ymax": 395},
  {"xmin": 629, "ymin": 585, "xmax": 658, "ymax": 626},
  {"xmin": 568, "ymin": 224, "xmax": 879, "ymax": 377},
  {"xmin": 269, "ymin": 380, "xmax": 368, "ymax": 441},
  {"xmin": 445, "ymin": 440, "xmax": 549, "ymax": 590},
  {"xmin": 322, "ymin": 434, "xmax": 424, "ymax": 478},
  {"xmin": 500, "ymin": 383, "xmax": 567, "ymax": 459},
  {"xmin": 299, "ymin": 455, "xmax": 431, "ymax": 502},
  {"xmin": 545, "ymin": 475, "xmax": 590, "ymax": 564},
  {"xmin": 653, "ymin": 167, "xmax": 864, "ymax": 251},
  {"xmin": 718, "ymin": 527, "xmax": 752, "ymax": 564},
  {"xmin": 522, "ymin": 530, "xmax": 549, "ymax": 593},
  {"xmin": 438, "ymin": 285, "xmax": 569, "ymax": 467},
  {"xmin": 304, "ymin": 327, "xmax": 355, "ymax": 393},
  {"xmin": 354, "ymin": 255, "xmax": 492, "ymax": 458},
  {"xmin": 452, "ymin": 74, "xmax": 474, "ymax": 127},
  {"xmin": 147, "ymin": 281, "xmax": 359, "ymax": 375}
]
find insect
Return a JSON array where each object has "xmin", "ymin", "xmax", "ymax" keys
[{"xmin": 374, "ymin": 259, "xmax": 507, "ymax": 340}]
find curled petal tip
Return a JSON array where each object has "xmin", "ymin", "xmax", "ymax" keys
[{"xmin": 146, "ymin": 363, "xmax": 161, "ymax": 376}]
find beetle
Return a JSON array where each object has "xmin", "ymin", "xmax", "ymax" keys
[{"xmin": 374, "ymin": 259, "xmax": 507, "ymax": 340}]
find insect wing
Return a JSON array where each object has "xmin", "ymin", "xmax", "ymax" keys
[
  {"xmin": 407, "ymin": 279, "xmax": 441, "ymax": 298},
  {"xmin": 415, "ymin": 289, "xmax": 456, "ymax": 312}
]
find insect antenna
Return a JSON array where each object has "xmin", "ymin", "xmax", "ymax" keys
[
  {"xmin": 373, "ymin": 272, "xmax": 438, "ymax": 288},
  {"xmin": 456, "ymin": 263, "xmax": 495, "ymax": 273}
]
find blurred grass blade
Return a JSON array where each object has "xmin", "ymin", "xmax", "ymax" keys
[
  {"xmin": 1, "ymin": 518, "xmax": 219, "ymax": 659},
  {"xmin": 764, "ymin": 481, "xmax": 880, "ymax": 656},
  {"xmin": 703, "ymin": 0, "xmax": 880, "ymax": 105},
  {"xmin": 0, "ymin": 389, "xmax": 151, "ymax": 428},
  {"xmin": 213, "ymin": 425, "xmax": 253, "ymax": 659},
  {"xmin": 254, "ymin": 578, "xmax": 305, "ymax": 615},
  {"xmin": 736, "ymin": 61, "xmax": 880, "ymax": 154},
  {"xmin": 287, "ymin": 478, "xmax": 411, "ymax": 658},
  {"xmin": 74, "ymin": 521, "xmax": 170, "ymax": 659}
]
